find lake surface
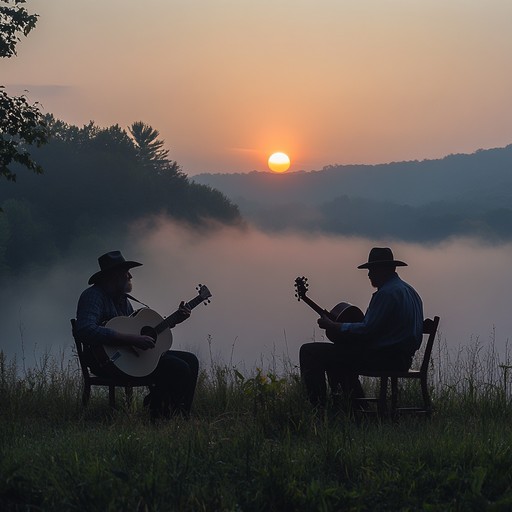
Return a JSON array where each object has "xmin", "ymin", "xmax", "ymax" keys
[{"xmin": 2, "ymin": 220, "xmax": 511, "ymax": 372}]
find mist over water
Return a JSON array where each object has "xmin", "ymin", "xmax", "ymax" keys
[{"xmin": 2, "ymin": 218, "xmax": 512, "ymax": 371}]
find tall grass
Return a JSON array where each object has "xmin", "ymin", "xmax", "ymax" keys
[{"xmin": 1, "ymin": 337, "xmax": 512, "ymax": 511}]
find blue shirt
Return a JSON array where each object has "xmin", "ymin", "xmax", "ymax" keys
[
  {"xmin": 340, "ymin": 273, "xmax": 423, "ymax": 354},
  {"xmin": 75, "ymin": 284, "xmax": 134, "ymax": 345}
]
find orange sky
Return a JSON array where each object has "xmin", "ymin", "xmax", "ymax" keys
[{"xmin": 4, "ymin": 0, "xmax": 512, "ymax": 174}]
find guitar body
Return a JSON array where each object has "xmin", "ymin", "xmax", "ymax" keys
[
  {"xmin": 94, "ymin": 284, "xmax": 211, "ymax": 377},
  {"xmin": 326, "ymin": 301, "xmax": 364, "ymax": 343},
  {"xmin": 329, "ymin": 302, "xmax": 365, "ymax": 323},
  {"xmin": 103, "ymin": 308, "xmax": 173, "ymax": 377}
]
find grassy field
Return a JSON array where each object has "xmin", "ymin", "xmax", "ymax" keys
[{"xmin": 1, "ymin": 338, "xmax": 512, "ymax": 512}]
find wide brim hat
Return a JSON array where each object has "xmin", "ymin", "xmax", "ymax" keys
[
  {"xmin": 88, "ymin": 250, "xmax": 142, "ymax": 284},
  {"xmin": 357, "ymin": 247, "xmax": 407, "ymax": 269}
]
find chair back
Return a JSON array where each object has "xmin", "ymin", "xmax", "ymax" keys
[
  {"xmin": 419, "ymin": 316, "xmax": 440, "ymax": 374},
  {"xmin": 71, "ymin": 319, "xmax": 91, "ymax": 381}
]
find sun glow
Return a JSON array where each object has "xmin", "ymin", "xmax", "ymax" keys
[{"xmin": 268, "ymin": 152, "xmax": 290, "ymax": 173}]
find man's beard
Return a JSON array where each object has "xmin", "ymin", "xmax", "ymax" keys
[{"xmin": 123, "ymin": 281, "xmax": 133, "ymax": 294}]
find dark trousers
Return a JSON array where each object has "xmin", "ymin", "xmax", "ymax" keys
[
  {"xmin": 93, "ymin": 350, "xmax": 199, "ymax": 416},
  {"xmin": 299, "ymin": 342, "xmax": 412, "ymax": 408},
  {"xmin": 147, "ymin": 350, "xmax": 199, "ymax": 416}
]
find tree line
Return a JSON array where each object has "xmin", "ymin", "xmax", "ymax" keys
[
  {"xmin": 0, "ymin": 116, "xmax": 241, "ymax": 275},
  {"xmin": 1, "ymin": 1, "xmax": 241, "ymax": 276}
]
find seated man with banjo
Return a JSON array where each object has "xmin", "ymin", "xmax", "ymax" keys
[
  {"xmin": 297, "ymin": 247, "xmax": 423, "ymax": 411},
  {"xmin": 75, "ymin": 251, "xmax": 211, "ymax": 420}
]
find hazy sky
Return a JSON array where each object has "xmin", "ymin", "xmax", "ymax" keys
[{"xmin": 4, "ymin": 1, "xmax": 512, "ymax": 173}]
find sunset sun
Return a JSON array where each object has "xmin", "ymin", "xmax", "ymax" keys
[{"xmin": 268, "ymin": 152, "xmax": 290, "ymax": 173}]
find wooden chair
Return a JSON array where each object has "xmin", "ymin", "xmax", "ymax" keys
[
  {"xmin": 356, "ymin": 316, "xmax": 440, "ymax": 418},
  {"xmin": 71, "ymin": 319, "xmax": 155, "ymax": 408}
]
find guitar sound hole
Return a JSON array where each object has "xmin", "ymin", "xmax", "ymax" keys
[{"xmin": 140, "ymin": 326, "xmax": 157, "ymax": 342}]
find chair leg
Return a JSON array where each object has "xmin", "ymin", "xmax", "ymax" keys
[
  {"xmin": 82, "ymin": 383, "xmax": 91, "ymax": 406},
  {"xmin": 109, "ymin": 386, "xmax": 116, "ymax": 408},
  {"xmin": 378, "ymin": 377, "xmax": 388, "ymax": 418},
  {"xmin": 421, "ymin": 376, "xmax": 431, "ymax": 414},
  {"xmin": 391, "ymin": 377, "xmax": 398, "ymax": 418},
  {"xmin": 125, "ymin": 386, "xmax": 133, "ymax": 406}
]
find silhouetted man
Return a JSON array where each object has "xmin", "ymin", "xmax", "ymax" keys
[
  {"xmin": 299, "ymin": 247, "xmax": 423, "ymax": 410},
  {"xmin": 75, "ymin": 251, "xmax": 199, "ymax": 420}
]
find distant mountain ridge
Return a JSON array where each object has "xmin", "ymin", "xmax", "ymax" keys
[
  {"xmin": 194, "ymin": 145, "xmax": 512, "ymax": 207},
  {"xmin": 193, "ymin": 145, "xmax": 512, "ymax": 242}
]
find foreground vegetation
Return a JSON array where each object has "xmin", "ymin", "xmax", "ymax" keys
[{"xmin": 1, "ymin": 340, "xmax": 512, "ymax": 511}]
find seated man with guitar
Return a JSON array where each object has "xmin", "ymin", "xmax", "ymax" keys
[
  {"xmin": 298, "ymin": 247, "xmax": 423, "ymax": 411},
  {"xmin": 75, "ymin": 251, "xmax": 207, "ymax": 420}
]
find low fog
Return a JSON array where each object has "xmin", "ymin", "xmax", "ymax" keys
[{"xmin": 2, "ymin": 219, "xmax": 512, "ymax": 371}]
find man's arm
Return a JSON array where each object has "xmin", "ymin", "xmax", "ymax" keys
[
  {"xmin": 318, "ymin": 290, "xmax": 396, "ymax": 338},
  {"xmin": 75, "ymin": 288, "xmax": 155, "ymax": 349},
  {"xmin": 107, "ymin": 330, "xmax": 156, "ymax": 350}
]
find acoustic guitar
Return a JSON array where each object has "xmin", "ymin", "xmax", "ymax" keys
[
  {"xmin": 95, "ymin": 284, "xmax": 212, "ymax": 377},
  {"xmin": 294, "ymin": 276, "xmax": 364, "ymax": 342}
]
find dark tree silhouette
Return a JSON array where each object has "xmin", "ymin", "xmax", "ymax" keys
[
  {"xmin": 0, "ymin": 0, "xmax": 37, "ymax": 58},
  {"xmin": 0, "ymin": 116, "xmax": 242, "ymax": 274},
  {"xmin": 1, "ymin": 0, "xmax": 47, "ymax": 182},
  {"xmin": 128, "ymin": 121, "xmax": 177, "ymax": 172}
]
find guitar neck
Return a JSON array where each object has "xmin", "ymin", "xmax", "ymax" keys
[
  {"xmin": 155, "ymin": 294, "xmax": 206, "ymax": 334},
  {"xmin": 300, "ymin": 295, "xmax": 333, "ymax": 320}
]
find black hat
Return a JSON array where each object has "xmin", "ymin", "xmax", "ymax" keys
[
  {"xmin": 357, "ymin": 247, "xmax": 407, "ymax": 269},
  {"xmin": 88, "ymin": 251, "xmax": 142, "ymax": 284}
]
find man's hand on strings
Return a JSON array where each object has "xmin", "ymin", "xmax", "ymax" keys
[
  {"xmin": 317, "ymin": 314, "xmax": 337, "ymax": 331},
  {"xmin": 130, "ymin": 335, "xmax": 156, "ymax": 350}
]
